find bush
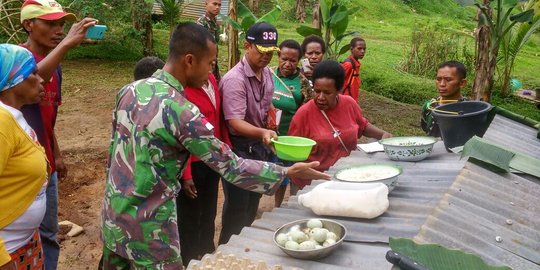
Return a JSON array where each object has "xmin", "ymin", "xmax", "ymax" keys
[
  {"xmin": 399, "ymin": 23, "xmax": 475, "ymax": 82},
  {"xmin": 362, "ymin": 68, "xmax": 434, "ymax": 105}
]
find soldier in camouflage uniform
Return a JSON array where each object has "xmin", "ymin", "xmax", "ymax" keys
[
  {"xmin": 197, "ymin": 0, "xmax": 222, "ymax": 81},
  {"xmin": 100, "ymin": 22, "xmax": 329, "ymax": 270}
]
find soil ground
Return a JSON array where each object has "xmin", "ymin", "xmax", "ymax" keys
[{"xmin": 56, "ymin": 59, "xmax": 421, "ymax": 269}]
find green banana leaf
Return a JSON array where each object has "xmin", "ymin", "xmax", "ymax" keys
[
  {"xmin": 510, "ymin": 153, "xmax": 540, "ymax": 179},
  {"xmin": 461, "ymin": 136, "xmax": 515, "ymax": 172},
  {"xmin": 460, "ymin": 136, "xmax": 540, "ymax": 179},
  {"xmin": 389, "ymin": 238, "xmax": 512, "ymax": 270}
]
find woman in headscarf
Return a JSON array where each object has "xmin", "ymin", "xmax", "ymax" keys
[{"xmin": 0, "ymin": 44, "xmax": 48, "ymax": 270}]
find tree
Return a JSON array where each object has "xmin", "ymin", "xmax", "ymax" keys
[
  {"xmin": 498, "ymin": 0, "xmax": 540, "ymax": 96},
  {"xmin": 156, "ymin": 0, "xmax": 185, "ymax": 36},
  {"xmin": 131, "ymin": 0, "xmax": 155, "ymax": 56},
  {"xmin": 0, "ymin": 0, "xmax": 24, "ymax": 43},
  {"xmin": 296, "ymin": 0, "xmax": 360, "ymax": 60},
  {"xmin": 295, "ymin": 0, "xmax": 307, "ymax": 23},
  {"xmin": 227, "ymin": 0, "xmax": 240, "ymax": 68},
  {"xmin": 221, "ymin": 1, "xmax": 282, "ymax": 68},
  {"xmin": 312, "ymin": 0, "xmax": 321, "ymax": 29},
  {"xmin": 248, "ymin": 0, "xmax": 258, "ymax": 14},
  {"xmin": 472, "ymin": 0, "xmax": 535, "ymax": 101}
]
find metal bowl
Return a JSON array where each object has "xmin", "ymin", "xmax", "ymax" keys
[
  {"xmin": 273, "ymin": 219, "xmax": 347, "ymax": 260},
  {"xmin": 379, "ymin": 136, "xmax": 437, "ymax": 161},
  {"xmin": 334, "ymin": 164, "xmax": 402, "ymax": 191}
]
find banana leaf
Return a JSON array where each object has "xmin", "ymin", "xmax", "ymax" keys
[
  {"xmin": 461, "ymin": 136, "xmax": 515, "ymax": 172},
  {"xmin": 389, "ymin": 238, "xmax": 512, "ymax": 270},
  {"xmin": 461, "ymin": 136, "xmax": 540, "ymax": 179},
  {"xmin": 510, "ymin": 153, "xmax": 540, "ymax": 179}
]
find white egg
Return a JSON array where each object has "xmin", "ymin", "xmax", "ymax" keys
[
  {"xmin": 285, "ymin": 240, "xmax": 300, "ymax": 250},
  {"xmin": 315, "ymin": 244, "xmax": 323, "ymax": 249},
  {"xmin": 306, "ymin": 219, "xmax": 323, "ymax": 229},
  {"xmin": 323, "ymin": 238, "xmax": 336, "ymax": 247},
  {"xmin": 276, "ymin": 233, "xmax": 288, "ymax": 246},
  {"xmin": 289, "ymin": 230, "xmax": 308, "ymax": 243},
  {"xmin": 311, "ymin": 228, "xmax": 328, "ymax": 243},
  {"xmin": 299, "ymin": 240, "xmax": 317, "ymax": 250},
  {"xmin": 326, "ymin": 232, "xmax": 338, "ymax": 241}
]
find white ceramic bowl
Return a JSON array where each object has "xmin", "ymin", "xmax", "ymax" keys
[
  {"xmin": 379, "ymin": 136, "xmax": 437, "ymax": 161},
  {"xmin": 334, "ymin": 164, "xmax": 402, "ymax": 191},
  {"xmin": 273, "ymin": 219, "xmax": 346, "ymax": 260}
]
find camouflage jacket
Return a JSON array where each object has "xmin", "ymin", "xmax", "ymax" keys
[
  {"xmin": 196, "ymin": 14, "xmax": 221, "ymax": 81},
  {"xmin": 101, "ymin": 70, "xmax": 286, "ymax": 267},
  {"xmin": 196, "ymin": 13, "xmax": 220, "ymax": 42}
]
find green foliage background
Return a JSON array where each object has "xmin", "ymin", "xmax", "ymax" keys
[{"xmin": 2, "ymin": 0, "xmax": 538, "ymax": 121}]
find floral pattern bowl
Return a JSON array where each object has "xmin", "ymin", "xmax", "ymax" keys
[{"xmin": 379, "ymin": 136, "xmax": 438, "ymax": 162}]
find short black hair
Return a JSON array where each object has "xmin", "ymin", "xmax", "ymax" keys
[
  {"xmin": 312, "ymin": 60, "xmax": 345, "ymax": 91},
  {"xmin": 438, "ymin": 60, "xmax": 467, "ymax": 79},
  {"xmin": 169, "ymin": 22, "xmax": 216, "ymax": 60},
  {"xmin": 301, "ymin": 34, "xmax": 326, "ymax": 54},
  {"xmin": 133, "ymin": 56, "xmax": 165, "ymax": 80},
  {"xmin": 350, "ymin": 37, "xmax": 365, "ymax": 48},
  {"xmin": 278, "ymin": 39, "xmax": 303, "ymax": 60}
]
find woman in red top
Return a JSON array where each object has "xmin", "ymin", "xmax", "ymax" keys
[
  {"xmin": 288, "ymin": 60, "xmax": 392, "ymax": 192},
  {"xmin": 177, "ymin": 73, "xmax": 230, "ymax": 266}
]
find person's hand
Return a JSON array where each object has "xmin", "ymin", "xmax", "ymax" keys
[
  {"xmin": 61, "ymin": 17, "xmax": 98, "ymax": 49},
  {"xmin": 182, "ymin": 179, "xmax": 197, "ymax": 199},
  {"xmin": 381, "ymin": 132, "xmax": 393, "ymax": 139},
  {"xmin": 0, "ymin": 260, "xmax": 17, "ymax": 270},
  {"xmin": 286, "ymin": 161, "xmax": 331, "ymax": 180},
  {"xmin": 56, "ymin": 157, "xmax": 68, "ymax": 180},
  {"xmin": 262, "ymin": 129, "xmax": 278, "ymax": 146},
  {"xmin": 303, "ymin": 66, "xmax": 313, "ymax": 79}
]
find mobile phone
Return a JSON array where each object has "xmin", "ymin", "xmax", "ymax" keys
[
  {"xmin": 85, "ymin": 25, "xmax": 107, "ymax": 40},
  {"xmin": 301, "ymin": 58, "xmax": 312, "ymax": 72}
]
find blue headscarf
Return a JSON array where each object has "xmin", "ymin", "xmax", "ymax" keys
[{"xmin": 0, "ymin": 44, "xmax": 37, "ymax": 92}]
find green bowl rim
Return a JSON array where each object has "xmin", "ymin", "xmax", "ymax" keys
[
  {"xmin": 379, "ymin": 136, "xmax": 438, "ymax": 147},
  {"xmin": 271, "ymin": 136, "xmax": 317, "ymax": 147},
  {"xmin": 273, "ymin": 218, "xmax": 347, "ymax": 252},
  {"xmin": 334, "ymin": 164, "xmax": 403, "ymax": 182}
]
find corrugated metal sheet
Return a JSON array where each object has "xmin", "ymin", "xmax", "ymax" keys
[
  {"xmin": 484, "ymin": 115, "xmax": 540, "ymax": 159},
  {"xmin": 189, "ymin": 115, "xmax": 540, "ymax": 269},
  {"xmin": 414, "ymin": 162, "xmax": 540, "ymax": 270},
  {"xmin": 152, "ymin": 0, "xmax": 229, "ymax": 21},
  {"xmin": 195, "ymin": 142, "xmax": 467, "ymax": 269}
]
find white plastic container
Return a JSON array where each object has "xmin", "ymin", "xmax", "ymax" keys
[{"xmin": 298, "ymin": 181, "xmax": 389, "ymax": 219}]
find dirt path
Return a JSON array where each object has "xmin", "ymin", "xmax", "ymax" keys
[{"xmin": 55, "ymin": 59, "xmax": 421, "ymax": 269}]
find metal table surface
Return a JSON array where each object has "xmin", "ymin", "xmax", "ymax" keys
[{"xmin": 212, "ymin": 142, "xmax": 467, "ymax": 269}]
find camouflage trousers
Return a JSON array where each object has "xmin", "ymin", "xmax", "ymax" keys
[{"xmin": 100, "ymin": 246, "xmax": 184, "ymax": 270}]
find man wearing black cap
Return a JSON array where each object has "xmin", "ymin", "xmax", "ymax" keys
[{"xmin": 219, "ymin": 22, "xmax": 281, "ymax": 244}]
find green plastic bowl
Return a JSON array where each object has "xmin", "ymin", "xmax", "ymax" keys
[{"xmin": 271, "ymin": 136, "xmax": 316, "ymax": 161}]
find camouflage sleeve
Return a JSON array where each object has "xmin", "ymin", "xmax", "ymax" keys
[
  {"xmin": 420, "ymin": 98, "xmax": 436, "ymax": 134},
  {"xmin": 196, "ymin": 16, "xmax": 207, "ymax": 28},
  {"xmin": 300, "ymin": 74, "xmax": 314, "ymax": 104},
  {"xmin": 164, "ymin": 99, "xmax": 286, "ymax": 195}
]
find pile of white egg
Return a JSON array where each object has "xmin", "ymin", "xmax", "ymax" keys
[{"xmin": 275, "ymin": 219, "xmax": 339, "ymax": 251}]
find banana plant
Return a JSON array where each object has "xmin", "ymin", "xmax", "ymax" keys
[
  {"xmin": 471, "ymin": 0, "xmax": 536, "ymax": 101},
  {"xmin": 295, "ymin": 0, "xmax": 360, "ymax": 60},
  {"xmin": 219, "ymin": 0, "xmax": 282, "ymax": 40},
  {"xmin": 156, "ymin": 0, "xmax": 188, "ymax": 36},
  {"xmin": 497, "ymin": 0, "xmax": 540, "ymax": 96}
]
